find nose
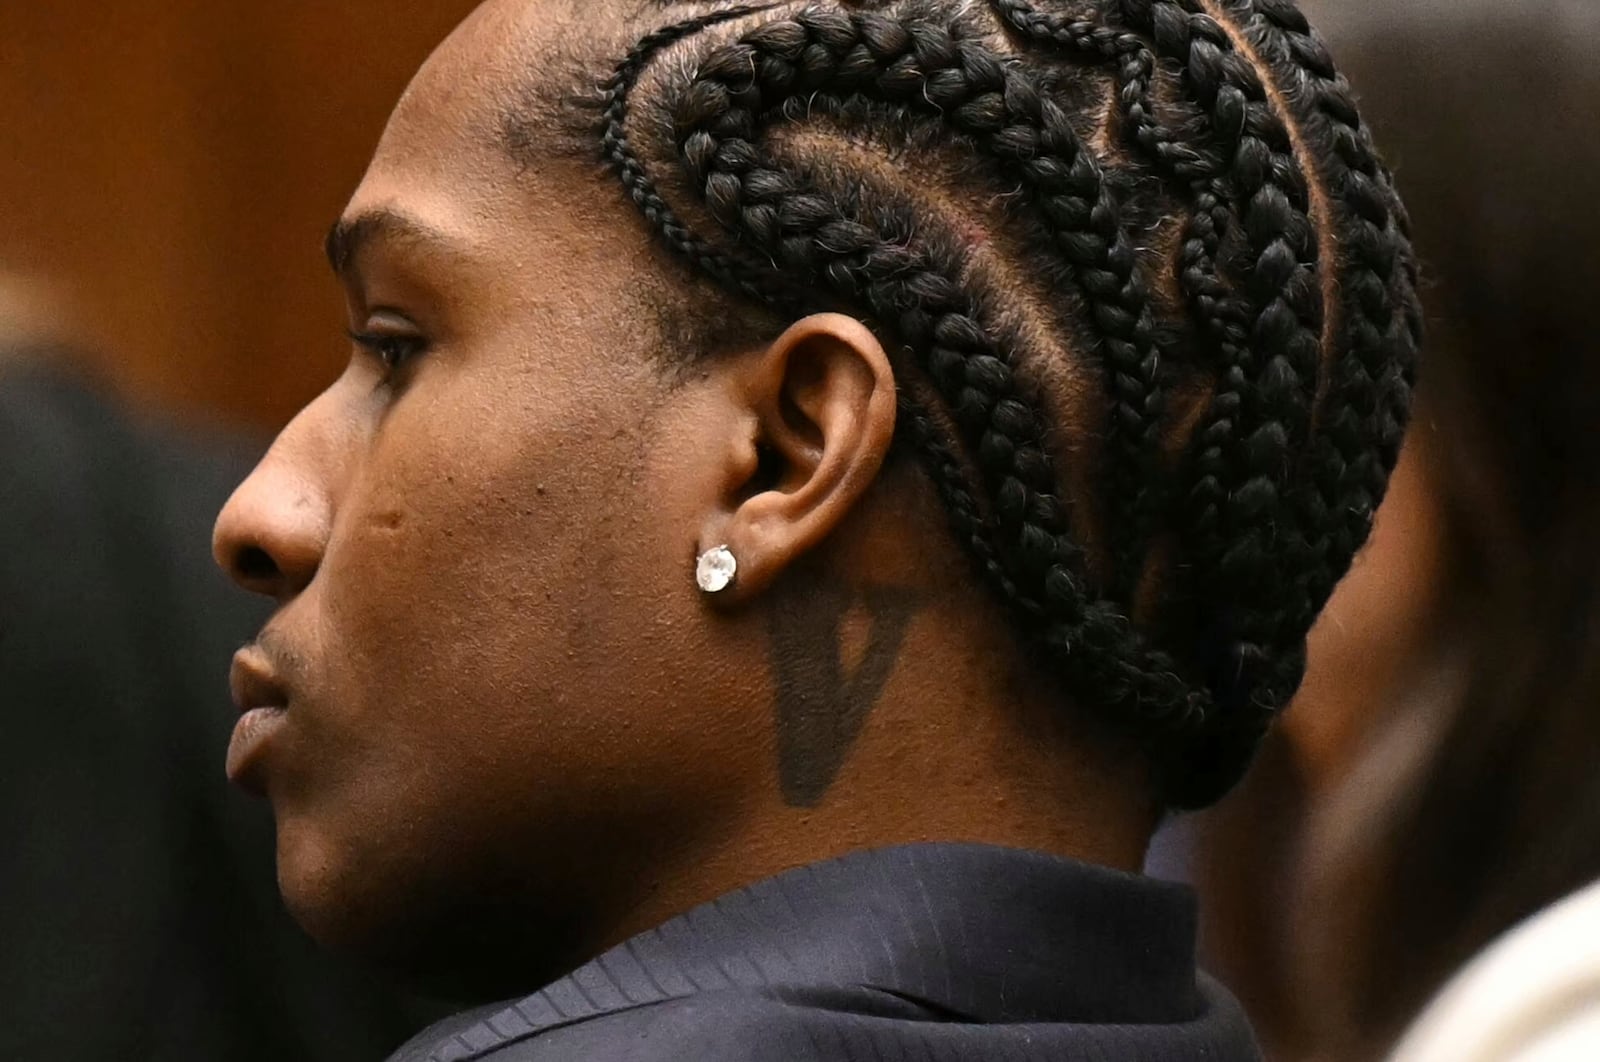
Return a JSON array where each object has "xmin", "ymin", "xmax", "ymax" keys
[{"xmin": 213, "ymin": 432, "xmax": 333, "ymax": 602}]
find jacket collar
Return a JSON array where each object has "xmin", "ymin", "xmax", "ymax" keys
[{"xmin": 398, "ymin": 842, "xmax": 1203, "ymax": 1061}]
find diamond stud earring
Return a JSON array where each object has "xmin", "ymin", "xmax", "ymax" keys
[{"xmin": 696, "ymin": 545, "xmax": 737, "ymax": 593}]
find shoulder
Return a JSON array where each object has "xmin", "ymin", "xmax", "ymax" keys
[
  {"xmin": 390, "ymin": 988, "xmax": 863, "ymax": 1062},
  {"xmin": 1389, "ymin": 878, "xmax": 1600, "ymax": 1062},
  {"xmin": 393, "ymin": 978, "xmax": 1261, "ymax": 1062}
]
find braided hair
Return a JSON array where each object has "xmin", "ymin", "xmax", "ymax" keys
[{"xmin": 584, "ymin": 0, "xmax": 1419, "ymax": 809}]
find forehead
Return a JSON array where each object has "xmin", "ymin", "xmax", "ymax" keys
[
  {"xmin": 346, "ymin": 0, "xmax": 618, "ymax": 235},
  {"xmin": 340, "ymin": 0, "xmax": 689, "ymax": 334}
]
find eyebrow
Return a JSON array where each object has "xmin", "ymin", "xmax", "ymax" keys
[{"xmin": 324, "ymin": 209, "xmax": 456, "ymax": 276}]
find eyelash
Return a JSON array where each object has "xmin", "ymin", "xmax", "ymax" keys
[{"xmin": 347, "ymin": 329, "xmax": 426, "ymax": 373}]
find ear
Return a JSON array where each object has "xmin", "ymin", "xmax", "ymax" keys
[{"xmin": 700, "ymin": 313, "xmax": 897, "ymax": 601}]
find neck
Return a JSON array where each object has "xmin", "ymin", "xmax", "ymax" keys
[
  {"xmin": 604, "ymin": 589, "xmax": 1158, "ymax": 959},
  {"xmin": 593, "ymin": 478, "xmax": 1158, "ymax": 986}
]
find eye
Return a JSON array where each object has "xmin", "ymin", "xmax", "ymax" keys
[{"xmin": 347, "ymin": 326, "xmax": 427, "ymax": 374}]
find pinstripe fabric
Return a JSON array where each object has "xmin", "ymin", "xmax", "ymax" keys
[{"xmin": 390, "ymin": 844, "xmax": 1259, "ymax": 1061}]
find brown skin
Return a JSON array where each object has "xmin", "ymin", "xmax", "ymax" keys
[{"xmin": 213, "ymin": 0, "xmax": 1154, "ymax": 1000}]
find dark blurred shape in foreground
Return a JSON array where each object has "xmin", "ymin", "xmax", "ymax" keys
[{"xmin": 0, "ymin": 341, "xmax": 440, "ymax": 1060}]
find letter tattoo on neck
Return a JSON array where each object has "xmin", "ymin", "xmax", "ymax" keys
[{"xmin": 767, "ymin": 582, "xmax": 922, "ymax": 806}]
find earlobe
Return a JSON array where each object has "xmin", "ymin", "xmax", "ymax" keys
[{"xmin": 699, "ymin": 313, "xmax": 897, "ymax": 601}]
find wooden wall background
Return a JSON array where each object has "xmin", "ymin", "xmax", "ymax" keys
[{"xmin": 0, "ymin": 2, "xmax": 478, "ymax": 431}]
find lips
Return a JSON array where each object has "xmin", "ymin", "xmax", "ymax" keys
[{"xmin": 227, "ymin": 649, "xmax": 289, "ymax": 795}]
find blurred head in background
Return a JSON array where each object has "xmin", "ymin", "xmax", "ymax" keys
[
  {"xmin": 1197, "ymin": 2, "xmax": 1600, "ymax": 1057},
  {"xmin": 0, "ymin": 274, "xmax": 72, "ymax": 362}
]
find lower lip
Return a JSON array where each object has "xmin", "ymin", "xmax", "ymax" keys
[{"xmin": 227, "ymin": 706, "xmax": 287, "ymax": 788}]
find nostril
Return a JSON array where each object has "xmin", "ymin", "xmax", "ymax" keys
[{"xmin": 235, "ymin": 545, "xmax": 280, "ymax": 585}]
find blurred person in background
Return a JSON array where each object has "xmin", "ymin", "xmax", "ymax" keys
[
  {"xmin": 0, "ymin": 277, "xmax": 439, "ymax": 1059},
  {"xmin": 1191, "ymin": 1, "xmax": 1600, "ymax": 1058}
]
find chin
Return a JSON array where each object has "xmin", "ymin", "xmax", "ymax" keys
[
  {"xmin": 273, "ymin": 815, "xmax": 392, "ymax": 956},
  {"xmin": 273, "ymin": 813, "xmax": 592, "ymax": 1003}
]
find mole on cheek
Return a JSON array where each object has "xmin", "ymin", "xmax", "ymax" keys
[{"xmin": 368, "ymin": 509, "xmax": 408, "ymax": 533}]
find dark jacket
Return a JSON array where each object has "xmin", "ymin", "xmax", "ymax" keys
[{"xmin": 392, "ymin": 843, "xmax": 1259, "ymax": 1061}]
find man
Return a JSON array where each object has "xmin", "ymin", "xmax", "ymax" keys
[{"xmin": 212, "ymin": 0, "xmax": 1418, "ymax": 1058}]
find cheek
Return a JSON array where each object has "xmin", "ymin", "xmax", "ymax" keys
[
  {"xmin": 322, "ymin": 391, "xmax": 643, "ymax": 772},
  {"xmin": 281, "ymin": 371, "xmax": 761, "ymax": 895}
]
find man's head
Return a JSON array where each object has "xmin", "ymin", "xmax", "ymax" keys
[{"xmin": 214, "ymin": 0, "xmax": 1417, "ymax": 995}]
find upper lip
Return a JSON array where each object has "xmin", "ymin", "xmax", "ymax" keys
[{"xmin": 229, "ymin": 648, "xmax": 289, "ymax": 714}]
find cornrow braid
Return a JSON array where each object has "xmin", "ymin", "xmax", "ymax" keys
[
  {"xmin": 993, "ymin": 0, "xmax": 1323, "ymax": 738},
  {"xmin": 1243, "ymin": 0, "xmax": 1421, "ymax": 602},
  {"xmin": 599, "ymin": 2, "xmax": 796, "ymax": 309},
  {"xmin": 593, "ymin": 0, "xmax": 1419, "ymax": 808}
]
